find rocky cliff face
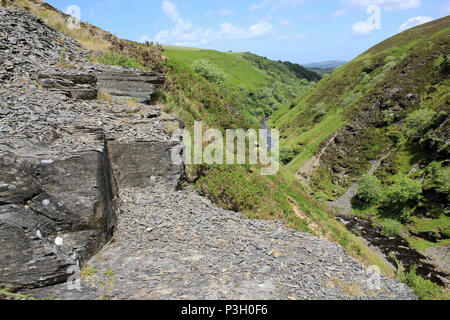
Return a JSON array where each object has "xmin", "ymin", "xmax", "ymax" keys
[{"xmin": 0, "ymin": 7, "xmax": 183, "ymax": 290}]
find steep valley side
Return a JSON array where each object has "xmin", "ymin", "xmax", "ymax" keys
[{"xmin": 271, "ymin": 15, "xmax": 450, "ymax": 293}]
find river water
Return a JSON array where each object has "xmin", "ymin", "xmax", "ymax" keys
[
  {"xmin": 260, "ymin": 117, "xmax": 272, "ymax": 151},
  {"xmin": 336, "ymin": 214, "xmax": 449, "ymax": 286}
]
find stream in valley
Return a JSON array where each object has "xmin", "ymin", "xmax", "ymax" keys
[
  {"xmin": 260, "ymin": 117, "xmax": 272, "ymax": 151},
  {"xmin": 336, "ymin": 214, "xmax": 449, "ymax": 286}
]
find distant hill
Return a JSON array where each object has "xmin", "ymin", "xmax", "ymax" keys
[{"xmin": 302, "ymin": 60, "xmax": 347, "ymax": 70}]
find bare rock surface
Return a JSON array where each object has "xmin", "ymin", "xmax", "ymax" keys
[{"xmin": 24, "ymin": 185, "xmax": 416, "ymax": 300}]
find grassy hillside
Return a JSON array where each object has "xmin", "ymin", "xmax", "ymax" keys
[
  {"xmin": 163, "ymin": 47, "xmax": 269, "ymax": 89},
  {"xmin": 161, "ymin": 46, "xmax": 318, "ymax": 125},
  {"xmin": 1, "ymin": 0, "xmax": 406, "ymax": 279},
  {"xmin": 271, "ymin": 16, "xmax": 450, "ymax": 257}
]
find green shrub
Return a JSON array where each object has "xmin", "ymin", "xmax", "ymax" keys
[
  {"xmin": 435, "ymin": 166, "xmax": 450, "ymax": 197},
  {"xmin": 191, "ymin": 60, "xmax": 226, "ymax": 85},
  {"xmin": 379, "ymin": 219, "xmax": 403, "ymax": 237},
  {"xmin": 397, "ymin": 265, "xmax": 449, "ymax": 300},
  {"xmin": 382, "ymin": 109, "xmax": 396, "ymax": 124},
  {"xmin": 404, "ymin": 108, "xmax": 437, "ymax": 140},
  {"xmin": 400, "ymin": 207, "xmax": 415, "ymax": 222},
  {"xmin": 382, "ymin": 175, "xmax": 422, "ymax": 211},
  {"xmin": 313, "ymin": 103, "xmax": 327, "ymax": 122},
  {"xmin": 280, "ymin": 146, "xmax": 295, "ymax": 165},
  {"xmin": 357, "ymin": 174, "xmax": 383, "ymax": 205}
]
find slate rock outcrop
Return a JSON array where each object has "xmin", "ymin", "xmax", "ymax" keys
[{"xmin": 0, "ymin": 7, "xmax": 181, "ymax": 290}]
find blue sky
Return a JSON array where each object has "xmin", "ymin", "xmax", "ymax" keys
[{"xmin": 47, "ymin": 0, "xmax": 450, "ymax": 64}]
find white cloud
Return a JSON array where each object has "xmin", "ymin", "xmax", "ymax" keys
[
  {"xmin": 397, "ymin": 16, "xmax": 433, "ymax": 32},
  {"xmin": 149, "ymin": 0, "xmax": 306, "ymax": 46},
  {"xmin": 250, "ymin": 0, "xmax": 306, "ymax": 12},
  {"xmin": 342, "ymin": 0, "xmax": 420, "ymax": 11},
  {"xmin": 218, "ymin": 9, "xmax": 236, "ymax": 17},
  {"xmin": 219, "ymin": 21, "xmax": 276, "ymax": 39},
  {"xmin": 352, "ymin": 20, "xmax": 377, "ymax": 37},
  {"xmin": 150, "ymin": 1, "xmax": 282, "ymax": 46},
  {"xmin": 333, "ymin": 9, "xmax": 348, "ymax": 18},
  {"xmin": 161, "ymin": 0, "xmax": 192, "ymax": 31}
]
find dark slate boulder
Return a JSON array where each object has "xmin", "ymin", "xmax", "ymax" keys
[
  {"xmin": 108, "ymin": 140, "xmax": 184, "ymax": 190},
  {"xmin": 0, "ymin": 149, "xmax": 118, "ymax": 290}
]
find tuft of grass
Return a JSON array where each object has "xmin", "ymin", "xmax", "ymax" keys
[
  {"xmin": 0, "ymin": 286, "xmax": 36, "ymax": 300},
  {"xmin": 97, "ymin": 90, "xmax": 113, "ymax": 103},
  {"xmin": 98, "ymin": 266, "xmax": 116, "ymax": 300},
  {"xmin": 331, "ymin": 278, "xmax": 362, "ymax": 297},
  {"xmin": 90, "ymin": 51, "xmax": 145, "ymax": 69},
  {"xmin": 81, "ymin": 265, "xmax": 98, "ymax": 280}
]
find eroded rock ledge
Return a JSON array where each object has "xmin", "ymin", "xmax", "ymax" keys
[{"xmin": 0, "ymin": 7, "xmax": 183, "ymax": 290}]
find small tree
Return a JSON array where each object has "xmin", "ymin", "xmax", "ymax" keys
[
  {"xmin": 380, "ymin": 219, "xmax": 404, "ymax": 237},
  {"xmin": 435, "ymin": 166, "xmax": 450, "ymax": 200},
  {"xmin": 382, "ymin": 175, "xmax": 422, "ymax": 211},
  {"xmin": 404, "ymin": 108, "xmax": 436, "ymax": 140},
  {"xmin": 279, "ymin": 146, "xmax": 295, "ymax": 165},
  {"xmin": 357, "ymin": 174, "xmax": 383, "ymax": 205}
]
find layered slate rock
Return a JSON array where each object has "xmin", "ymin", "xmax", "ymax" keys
[
  {"xmin": 0, "ymin": 119, "xmax": 118, "ymax": 290},
  {"xmin": 97, "ymin": 72, "xmax": 165, "ymax": 104},
  {"xmin": 38, "ymin": 73, "xmax": 98, "ymax": 100},
  {"xmin": 0, "ymin": 7, "xmax": 177, "ymax": 290},
  {"xmin": 0, "ymin": 149, "xmax": 117, "ymax": 289}
]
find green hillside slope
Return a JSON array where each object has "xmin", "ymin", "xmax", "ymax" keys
[
  {"xmin": 163, "ymin": 47, "xmax": 269, "ymax": 89},
  {"xmin": 271, "ymin": 15, "xmax": 450, "ymax": 255},
  {"xmin": 162, "ymin": 46, "xmax": 319, "ymax": 126}
]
